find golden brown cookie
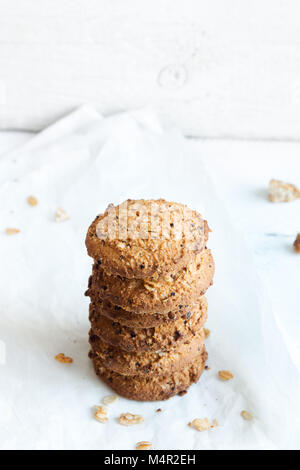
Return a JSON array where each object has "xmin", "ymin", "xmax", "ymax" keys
[
  {"xmin": 89, "ymin": 299, "xmax": 207, "ymax": 352},
  {"xmin": 92, "ymin": 347, "xmax": 207, "ymax": 401},
  {"xmin": 88, "ymin": 248, "xmax": 214, "ymax": 314},
  {"xmin": 88, "ymin": 293, "xmax": 207, "ymax": 328},
  {"xmin": 89, "ymin": 328, "xmax": 205, "ymax": 376},
  {"xmin": 85, "ymin": 199, "xmax": 209, "ymax": 279}
]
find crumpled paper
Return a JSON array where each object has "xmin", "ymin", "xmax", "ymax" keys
[{"xmin": 0, "ymin": 106, "xmax": 299, "ymax": 450}]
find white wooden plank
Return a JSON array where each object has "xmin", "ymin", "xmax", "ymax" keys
[{"xmin": 0, "ymin": 0, "xmax": 300, "ymax": 138}]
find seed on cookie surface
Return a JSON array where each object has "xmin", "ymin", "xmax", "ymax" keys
[
  {"xmin": 143, "ymin": 281, "xmax": 157, "ymax": 292},
  {"xmin": 5, "ymin": 228, "xmax": 20, "ymax": 235},
  {"xmin": 118, "ymin": 412, "xmax": 144, "ymax": 426},
  {"xmin": 218, "ymin": 370, "xmax": 234, "ymax": 381}
]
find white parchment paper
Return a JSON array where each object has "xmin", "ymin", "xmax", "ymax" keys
[{"xmin": 0, "ymin": 106, "xmax": 299, "ymax": 450}]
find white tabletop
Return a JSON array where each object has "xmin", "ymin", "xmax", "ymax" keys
[
  {"xmin": 0, "ymin": 121, "xmax": 299, "ymax": 450},
  {"xmin": 1, "ymin": 131, "xmax": 298, "ymax": 369},
  {"xmin": 1, "ymin": 1, "xmax": 300, "ymax": 139}
]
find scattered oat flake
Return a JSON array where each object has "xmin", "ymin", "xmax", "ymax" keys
[
  {"xmin": 189, "ymin": 418, "xmax": 211, "ymax": 432},
  {"xmin": 118, "ymin": 412, "xmax": 144, "ymax": 426},
  {"xmin": 5, "ymin": 228, "xmax": 20, "ymax": 235},
  {"xmin": 136, "ymin": 441, "xmax": 152, "ymax": 450},
  {"xmin": 27, "ymin": 196, "xmax": 38, "ymax": 206},
  {"xmin": 54, "ymin": 353, "xmax": 73, "ymax": 364},
  {"xmin": 268, "ymin": 179, "xmax": 300, "ymax": 203},
  {"xmin": 204, "ymin": 328, "xmax": 210, "ymax": 338},
  {"xmin": 212, "ymin": 419, "xmax": 219, "ymax": 428},
  {"xmin": 102, "ymin": 394, "xmax": 118, "ymax": 406},
  {"xmin": 55, "ymin": 208, "xmax": 70, "ymax": 222},
  {"xmin": 94, "ymin": 405, "xmax": 108, "ymax": 423},
  {"xmin": 294, "ymin": 234, "xmax": 300, "ymax": 253},
  {"xmin": 218, "ymin": 370, "xmax": 234, "ymax": 381},
  {"xmin": 241, "ymin": 410, "xmax": 253, "ymax": 421}
]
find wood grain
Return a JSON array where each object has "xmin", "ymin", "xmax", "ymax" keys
[{"xmin": 0, "ymin": 0, "xmax": 300, "ymax": 138}]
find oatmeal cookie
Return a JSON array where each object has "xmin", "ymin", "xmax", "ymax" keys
[
  {"xmin": 89, "ymin": 300, "xmax": 207, "ymax": 352},
  {"xmin": 89, "ymin": 328, "xmax": 205, "ymax": 376},
  {"xmin": 86, "ymin": 199, "xmax": 209, "ymax": 279},
  {"xmin": 92, "ymin": 347, "xmax": 207, "ymax": 401},
  {"xmin": 88, "ymin": 294, "xmax": 207, "ymax": 328},
  {"xmin": 87, "ymin": 248, "xmax": 214, "ymax": 314}
]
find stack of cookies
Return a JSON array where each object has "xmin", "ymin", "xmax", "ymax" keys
[{"xmin": 85, "ymin": 199, "xmax": 214, "ymax": 401}]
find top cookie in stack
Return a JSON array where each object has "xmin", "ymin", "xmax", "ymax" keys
[
  {"xmin": 85, "ymin": 199, "xmax": 214, "ymax": 401},
  {"xmin": 86, "ymin": 199, "xmax": 209, "ymax": 279}
]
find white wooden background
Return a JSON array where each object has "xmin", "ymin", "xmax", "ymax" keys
[{"xmin": 1, "ymin": 0, "xmax": 300, "ymax": 138}]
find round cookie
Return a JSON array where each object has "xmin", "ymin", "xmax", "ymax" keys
[
  {"xmin": 88, "ymin": 248, "xmax": 214, "ymax": 314},
  {"xmin": 89, "ymin": 328, "xmax": 205, "ymax": 376},
  {"xmin": 86, "ymin": 199, "xmax": 209, "ymax": 279},
  {"xmin": 89, "ymin": 300, "xmax": 207, "ymax": 352},
  {"xmin": 92, "ymin": 347, "xmax": 207, "ymax": 401},
  {"xmin": 88, "ymin": 293, "xmax": 207, "ymax": 328}
]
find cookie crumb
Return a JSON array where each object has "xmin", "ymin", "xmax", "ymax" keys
[
  {"xmin": 241, "ymin": 410, "xmax": 253, "ymax": 421},
  {"xmin": 204, "ymin": 328, "xmax": 210, "ymax": 338},
  {"xmin": 268, "ymin": 179, "xmax": 300, "ymax": 203},
  {"xmin": 136, "ymin": 441, "xmax": 152, "ymax": 450},
  {"xmin": 294, "ymin": 233, "xmax": 300, "ymax": 253},
  {"xmin": 189, "ymin": 418, "xmax": 211, "ymax": 432},
  {"xmin": 212, "ymin": 419, "xmax": 219, "ymax": 428},
  {"xmin": 94, "ymin": 405, "xmax": 108, "ymax": 423},
  {"xmin": 5, "ymin": 228, "xmax": 20, "ymax": 235},
  {"xmin": 27, "ymin": 196, "xmax": 38, "ymax": 206},
  {"xmin": 118, "ymin": 412, "xmax": 144, "ymax": 426},
  {"xmin": 55, "ymin": 208, "xmax": 70, "ymax": 222},
  {"xmin": 205, "ymin": 365, "xmax": 210, "ymax": 370},
  {"xmin": 102, "ymin": 394, "xmax": 118, "ymax": 406},
  {"xmin": 156, "ymin": 408, "xmax": 162, "ymax": 413},
  {"xmin": 218, "ymin": 370, "xmax": 234, "ymax": 381},
  {"xmin": 54, "ymin": 353, "xmax": 73, "ymax": 364}
]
